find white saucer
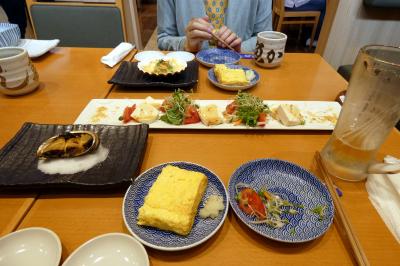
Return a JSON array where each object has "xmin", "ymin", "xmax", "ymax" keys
[
  {"xmin": 134, "ymin": 51, "xmax": 164, "ymax": 62},
  {"xmin": 62, "ymin": 233, "xmax": 149, "ymax": 266},
  {"xmin": 164, "ymin": 51, "xmax": 195, "ymax": 62},
  {"xmin": 0, "ymin": 227, "xmax": 62, "ymax": 266}
]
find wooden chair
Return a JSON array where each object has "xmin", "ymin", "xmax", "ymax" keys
[{"xmin": 272, "ymin": 0, "xmax": 320, "ymax": 49}]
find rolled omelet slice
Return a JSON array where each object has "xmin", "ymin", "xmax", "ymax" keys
[
  {"xmin": 214, "ymin": 64, "xmax": 249, "ymax": 86},
  {"xmin": 137, "ymin": 165, "xmax": 208, "ymax": 236}
]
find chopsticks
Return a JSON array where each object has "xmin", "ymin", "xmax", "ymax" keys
[
  {"xmin": 315, "ymin": 152, "xmax": 370, "ymax": 266},
  {"xmin": 210, "ymin": 31, "xmax": 236, "ymax": 51}
]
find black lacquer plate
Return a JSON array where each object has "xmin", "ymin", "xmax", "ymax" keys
[
  {"xmin": 0, "ymin": 123, "xmax": 148, "ymax": 190},
  {"xmin": 108, "ymin": 61, "xmax": 199, "ymax": 89}
]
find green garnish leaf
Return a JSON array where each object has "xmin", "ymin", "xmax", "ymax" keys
[
  {"xmin": 312, "ymin": 205, "xmax": 327, "ymax": 221},
  {"xmin": 290, "ymin": 228, "xmax": 296, "ymax": 235}
]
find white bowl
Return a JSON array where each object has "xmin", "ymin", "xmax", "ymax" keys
[
  {"xmin": 0, "ymin": 227, "xmax": 62, "ymax": 266},
  {"xmin": 134, "ymin": 51, "xmax": 164, "ymax": 62},
  {"xmin": 164, "ymin": 51, "xmax": 195, "ymax": 62},
  {"xmin": 62, "ymin": 233, "xmax": 149, "ymax": 266}
]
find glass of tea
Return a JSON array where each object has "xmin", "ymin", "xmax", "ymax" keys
[{"xmin": 321, "ymin": 45, "xmax": 400, "ymax": 181}]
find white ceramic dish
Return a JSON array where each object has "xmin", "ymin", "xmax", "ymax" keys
[
  {"xmin": 62, "ymin": 233, "xmax": 149, "ymax": 266},
  {"xmin": 0, "ymin": 227, "xmax": 61, "ymax": 266},
  {"xmin": 75, "ymin": 99, "xmax": 341, "ymax": 130},
  {"xmin": 17, "ymin": 39, "xmax": 60, "ymax": 58},
  {"xmin": 164, "ymin": 51, "xmax": 195, "ymax": 62},
  {"xmin": 134, "ymin": 51, "xmax": 164, "ymax": 62}
]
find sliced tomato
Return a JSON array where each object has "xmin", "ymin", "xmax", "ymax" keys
[
  {"xmin": 122, "ymin": 104, "xmax": 136, "ymax": 123},
  {"xmin": 257, "ymin": 112, "xmax": 267, "ymax": 127},
  {"xmin": 183, "ymin": 105, "xmax": 200, "ymax": 124},
  {"xmin": 237, "ymin": 188, "xmax": 267, "ymax": 219},
  {"xmin": 225, "ymin": 101, "xmax": 238, "ymax": 115},
  {"xmin": 159, "ymin": 100, "xmax": 168, "ymax": 113}
]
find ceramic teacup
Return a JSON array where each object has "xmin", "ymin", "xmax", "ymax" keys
[
  {"xmin": 254, "ymin": 31, "xmax": 287, "ymax": 68},
  {"xmin": 0, "ymin": 47, "xmax": 39, "ymax": 96}
]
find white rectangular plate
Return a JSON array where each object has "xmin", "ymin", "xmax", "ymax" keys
[{"xmin": 74, "ymin": 99, "xmax": 341, "ymax": 130}]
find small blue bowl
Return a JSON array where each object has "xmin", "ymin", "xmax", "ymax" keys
[{"xmin": 196, "ymin": 48, "xmax": 241, "ymax": 67}]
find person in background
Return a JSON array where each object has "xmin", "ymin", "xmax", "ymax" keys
[
  {"xmin": 285, "ymin": 0, "xmax": 326, "ymax": 46},
  {"xmin": 0, "ymin": 0, "xmax": 27, "ymax": 37},
  {"xmin": 157, "ymin": 0, "xmax": 272, "ymax": 53}
]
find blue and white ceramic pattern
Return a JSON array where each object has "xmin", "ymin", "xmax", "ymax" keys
[
  {"xmin": 228, "ymin": 158, "xmax": 334, "ymax": 243},
  {"xmin": 208, "ymin": 64, "xmax": 260, "ymax": 91},
  {"xmin": 196, "ymin": 48, "xmax": 241, "ymax": 67},
  {"xmin": 123, "ymin": 161, "xmax": 229, "ymax": 251}
]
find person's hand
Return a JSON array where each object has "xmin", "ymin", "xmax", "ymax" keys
[
  {"xmin": 215, "ymin": 25, "xmax": 241, "ymax": 52},
  {"xmin": 184, "ymin": 17, "xmax": 213, "ymax": 52}
]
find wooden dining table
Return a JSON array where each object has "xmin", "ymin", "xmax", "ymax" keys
[{"xmin": 1, "ymin": 47, "xmax": 399, "ymax": 265}]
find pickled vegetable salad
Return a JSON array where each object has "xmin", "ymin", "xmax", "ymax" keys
[{"xmin": 235, "ymin": 183, "xmax": 303, "ymax": 229}]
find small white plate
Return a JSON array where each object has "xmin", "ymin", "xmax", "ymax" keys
[
  {"xmin": 17, "ymin": 39, "xmax": 60, "ymax": 58},
  {"xmin": 62, "ymin": 233, "xmax": 149, "ymax": 266},
  {"xmin": 0, "ymin": 227, "xmax": 62, "ymax": 266},
  {"xmin": 164, "ymin": 51, "xmax": 195, "ymax": 62},
  {"xmin": 134, "ymin": 51, "xmax": 164, "ymax": 62}
]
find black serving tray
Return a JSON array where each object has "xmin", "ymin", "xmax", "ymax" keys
[
  {"xmin": 108, "ymin": 60, "xmax": 199, "ymax": 89},
  {"xmin": 0, "ymin": 123, "xmax": 148, "ymax": 191}
]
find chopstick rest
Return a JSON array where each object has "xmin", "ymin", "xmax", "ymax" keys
[{"xmin": 101, "ymin": 42, "xmax": 135, "ymax": 68}]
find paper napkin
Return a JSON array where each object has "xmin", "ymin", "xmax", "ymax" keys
[
  {"xmin": 101, "ymin": 42, "xmax": 135, "ymax": 67},
  {"xmin": 366, "ymin": 155, "xmax": 400, "ymax": 243}
]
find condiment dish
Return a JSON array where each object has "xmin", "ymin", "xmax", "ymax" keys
[
  {"xmin": 0, "ymin": 227, "xmax": 62, "ymax": 266},
  {"xmin": 61, "ymin": 233, "xmax": 149, "ymax": 266}
]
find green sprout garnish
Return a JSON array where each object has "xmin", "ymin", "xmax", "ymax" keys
[{"xmin": 312, "ymin": 205, "xmax": 327, "ymax": 221}]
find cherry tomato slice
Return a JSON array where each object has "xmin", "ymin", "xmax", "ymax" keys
[
  {"xmin": 183, "ymin": 105, "xmax": 200, "ymax": 124},
  {"xmin": 237, "ymin": 188, "xmax": 267, "ymax": 219},
  {"xmin": 226, "ymin": 101, "xmax": 238, "ymax": 115},
  {"xmin": 122, "ymin": 104, "xmax": 136, "ymax": 123}
]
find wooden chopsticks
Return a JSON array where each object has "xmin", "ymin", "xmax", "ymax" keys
[
  {"xmin": 210, "ymin": 31, "xmax": 236, "ymax": 51},
  {"xmin": 314, "ymin": 152, "xmax": 370, "ymax": 266}
]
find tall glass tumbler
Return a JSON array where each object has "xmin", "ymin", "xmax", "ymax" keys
[{"xmin": 321, "ymin": 45, "xmax": 400, "ymax": 181}]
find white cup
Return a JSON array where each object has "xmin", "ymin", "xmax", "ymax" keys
[
  {"xmin": 254, "ymin": 31, "xmax": 287, "ymax": 68},
  {"xmin": 0, "ymin": 47, "xmax": 39, "ymax": 96}
]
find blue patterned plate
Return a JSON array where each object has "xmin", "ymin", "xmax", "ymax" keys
[
  {"xmin": 208, "ymin": 64, "xmax": 260, "ymax": 91},
  {"xmin": 196, "ymin": 48, "xmax": 241, "ymax": 67},
  {"xmin": 123, "ymin": 162, "xmax": 229, "ymax": 251},
  {"xmin": 228, "ymin": 159, "xmax": 334, "ymax": 243}
]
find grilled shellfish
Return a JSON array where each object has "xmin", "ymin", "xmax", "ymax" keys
[{"xmin": 37, "ymin": 131, "xmax": 99, "ymax": 159}]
